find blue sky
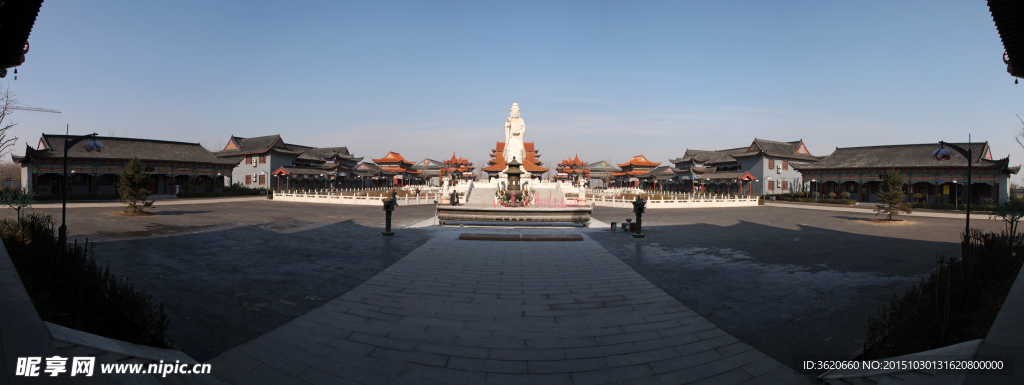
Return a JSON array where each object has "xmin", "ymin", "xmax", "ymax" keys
[{"xmin": 6, "ymin": 1, "xmax": 1024, "ymax": 176}]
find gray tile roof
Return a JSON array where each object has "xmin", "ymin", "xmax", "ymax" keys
[
  {"xmin": 25, "ymin": 134, "xmax": 237, "ymax": 165},
  {"xmin": 585, "ymin": 161, "xmax": 621, "ymax": 171},
  {"xmin": 672, "ymin": 139, "xmax": 821, "ymax": 164},
  {"xmin": 794, "ymin": 142, "xmax": 1014, "ymax": 170},
  {"xmin": 695, "ymin": 170, "xmax": 756, "ymax": 181}
]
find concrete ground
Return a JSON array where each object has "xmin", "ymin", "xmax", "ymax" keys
[
  {"xmin": 3, "ymin": 200, "xmax": 440, "ymax": 362},
  {"xmin": 590, "ymin": 205, "xmax": 1004, "ymax": 370},
  {"xmin": 0, "ymin": 200, "xmax": 1001, "ymax": 383}
]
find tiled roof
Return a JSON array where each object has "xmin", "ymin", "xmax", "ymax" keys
[
  {"xmin": 372, "ymin": 151, "xmax": 413, "ymax": 164},
  {"xmin": 273, "ymin": 165, "xmax": 333, "ymax": 176},
  {"xmin": 26, "ymin": 134, "xmax": 237, "ymax": 165},
  {"xmin": 695, "ymin": 170, "xmax": 756, "ymax": 181},
  {"xmin": 617, "ymin": 155, "xmax": 660, "ymax": 168},
  {"xmin": 794, "ymin": 142, "xmax": 1014, "ymax": 170},
  {"xmin": 586, "ymin": 161, "xmax": 621, "ymax": 171},
  {"xmin": 743, "ymin": 139, "xmax": 821, "ymax": 161},
  {"xmin": 669, "ymin": 148, "xmax": 748, "ymax": 165}
]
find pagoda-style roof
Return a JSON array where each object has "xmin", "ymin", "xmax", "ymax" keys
[
  {"xmin": 17, "ymin": 134, "xmax": 237, "ymax": 165},
  {"xmin": 617, "ymin": 155, "xmax": 660, "ymax": 168},
  {"xmin": 794, "ymin": 142, "xmax": 1016, "ymax": 172},
  {"xmin": 483, "ymin": 142, "xmax": 548, "ymax": 174},
  {"xmin": 990, "ymin": 0, "xmax": 1024, "ymax": 78},
  {"xmin": 372, "ymin": 151, "xmax": 413, "ymax": 164},
  {"xmin": 0, "ymin": 0, "xmax": 43, "ymax": 74}
]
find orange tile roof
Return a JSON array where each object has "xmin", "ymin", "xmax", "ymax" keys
[
  {"xmin": 372, "ymin": 151, "xmax": 414, "ymax": 165},
  {"xmin": 617, "ymin": 155, "xmax": 660, "ymax": 168}
]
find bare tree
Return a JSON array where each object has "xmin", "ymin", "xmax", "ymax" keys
[{"xmin": 0, "ymin": 85, "xmax": 20, "ymax": 160}]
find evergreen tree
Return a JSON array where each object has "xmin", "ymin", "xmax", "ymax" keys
[
  {"xmin": 118, "ymin": 157, "xmax": 154, "ymax": 214},
  {"xmin": 875, "ymin": 169, "xmax": 912, "ymax": 220}
]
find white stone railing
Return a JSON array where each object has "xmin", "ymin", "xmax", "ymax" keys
[
  {"xmin": 272, "ymin": 190, "xmax": 464, "ymax": 206},
  {"xmin": 590, "ymin": 194, "xmax": 759, "ymax": 209}
]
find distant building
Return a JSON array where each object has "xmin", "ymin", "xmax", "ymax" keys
[
  {"xmin": 441, "ymin": 154, "xmax": 476, "ymax": 182},
  {"xmin": 412, "ymin": 158, "xmax": 445, "ymax": 185},
  {"xmin": 611, "ymin": 155, "xmax": 661, "ymax": 188},
  {"xmin": 215, "ymin": 135, "xmax": 362, "ymax": 190},
  {"xmin": 553, "ymin": 155, "xmax": 589, "ymax": 183},
  {"xmin": 795, "ymin": 142, "xmax": 1019, "ymax": 203},
  {"xmin": 670, "ymin": 139, "xmax": 821, "ymax": 194},
  {"xmin": 14, "ymin": 134, "xmax": 236, "ymax": 196},
  {"xmin": 584, "ymin": 161, "xmax": 621, "ymax": 188},
  {"xmin": 481, "ymin": 142, "xmax": 548, "ymax": 180},
  {"xmin": 369, "ymin": 151, "xmax": 422, "ymax": 186}
]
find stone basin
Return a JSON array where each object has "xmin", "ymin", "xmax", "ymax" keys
[{"xmin": 436, "ymin": 206, "xmax": 592, "ymax": 226}]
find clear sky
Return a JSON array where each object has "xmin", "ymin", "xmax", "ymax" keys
[{"xmin": 5, "ymin": 1, "xmax": 1024, "ymax": 176}]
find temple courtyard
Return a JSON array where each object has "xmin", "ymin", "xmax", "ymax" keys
[{"xmin": 1, "ymin": 200, "xmax": 1004, "ymax": 384}]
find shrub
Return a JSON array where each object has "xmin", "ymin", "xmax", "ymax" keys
[
  {"xmin": 0, "ymin": 187, "xmax": 34, "ymax": 223},
  {"xmin": 840, "ymin": 191, "xmax": 851, "ymax": 200},
  {"xmin": 0, "ymin": 213, "xmax": 171, "ymax": 348},
  {"xmin": 912, "ymin": 193, "xmax": 924, "ymax": 202},
  {"xmin": 828, "ymin": 192, "xmax": 837, "ymax": 199},
  {"xmin": 812, "ymin": 191, "xmax": 820, "ymax": 198},
  {"xmin": 788, "ymin": 198, "xmax": 856, "ymax": 205},
  {"xmin": 863, "ymin": 230, "xmax": 1022, "ymax": 359}
]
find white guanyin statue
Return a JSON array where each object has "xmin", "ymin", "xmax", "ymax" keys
[{"xmin": 503, "ymin": 103, "xmax": 526, "ymax": 166}]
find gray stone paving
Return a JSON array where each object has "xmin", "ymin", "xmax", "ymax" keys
[
  {"xmin": 0, "ymin": 201, "xmax": 441, "ymax": 362},
  {"xmin": 209, "ymin": 231, "xmax": 811, "ymax": 384},
  {"xmin": 589, "ymin": 205, "xmax": 1006, "ymax": 375}
]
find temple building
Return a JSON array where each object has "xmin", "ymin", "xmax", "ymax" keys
[
  {"xmin": 481, "ymin": 142, "xmax": 548, "ymax": 180},
  {"xmin": 585, "ymin": 161, "xmax": 621, "ymax": 188},
  {"xmin": 553, "ymin": 155, "xmax": 589, "ymax": 183},
  {"xmin": 611, "ymin": 155, "xmax": 660, "ymax": 188},
  {"xmin": 441, "ymin": 154, "xmax": 476, "ymax": 182},
  {"xmin": 670, "ymin": 139, "xmax": 821, "ymax": 194},
  {"xmin": 14, "ymin": 134, "xmax": 237, "ymax": 196},
  {"xmin": 794, "ymin": 142, "xmax": 1019, "ymax": 203},
  {"xmin": 412, "ymin": 158, "xmax": 445, "ymax": 185},
  {"xmin": 369, "ymin": 151, "xmax": 422, "ymax": 186},
  {"xmin": 215, "ymin": 135, "xmax": 362, "ymax": 190}
]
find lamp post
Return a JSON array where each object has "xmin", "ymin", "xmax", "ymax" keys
[
  {"xmin": 933, "ymin": 142, "xmax": 973, "ymax": 242},
  {"xmin": 59, "ymin": 131, "xmax": 102, "ymax": 245},
  {"xmin": 811, "ymin": 179, "xmax": 816, "ymax": 202}
]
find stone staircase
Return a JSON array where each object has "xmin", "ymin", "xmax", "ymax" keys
[{"xmin": 466, "ymin": 186, "xmax": 496, "ymax": 206}]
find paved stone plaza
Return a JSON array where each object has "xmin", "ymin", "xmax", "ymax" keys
[
  {"xmin": 2, "ymin": 200, "xmax": 1003, "ymax": 383},
  {"xmin": 590, "ymin": 205, "xmax": 1004, "ymax": 370}
]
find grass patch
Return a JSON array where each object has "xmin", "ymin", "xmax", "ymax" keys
[{"xmin": 0, "ymin": 213, "xmax": 171, "ymax": 348}]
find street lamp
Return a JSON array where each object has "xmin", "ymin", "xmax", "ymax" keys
[
  {"xmin": 59, "ymin": 130, "xmax": 102, "ymax": 245},
  {"xmin": 811, "ymin": 179, "xmax": 817, "ymax": 202},
  {"xmin": 953, "ymin": 180, "xmax": 958, "ymax": 210}
]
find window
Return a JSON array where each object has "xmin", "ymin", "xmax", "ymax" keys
[
  {"xmin": 782, "ymin": 161, "xmax": 789, "ymax": 171},
  {"xmin": 768, "ymin": 159, "xmax": 775, "ymax": 169},
  {"xmin": 259, "ymin": 155, "xmax": 266, "ymax": 164},
  {"xmin": 259, "ymin": 175, "xmax": 266, "ymax": 185},
  {"xmin": 246, "ymin": 155, "xmax": 252, "ymax": 164},
  {"xmin": 768, "ymin": 180, "xmax": 775, "ymax": 190},
  {"xmin": 782, "ymin": 181, "xmax": 788, "ymax": 191},
  {"xmin": 245, "ymin": 175, "xmax": 251, "ymax": 185}
]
